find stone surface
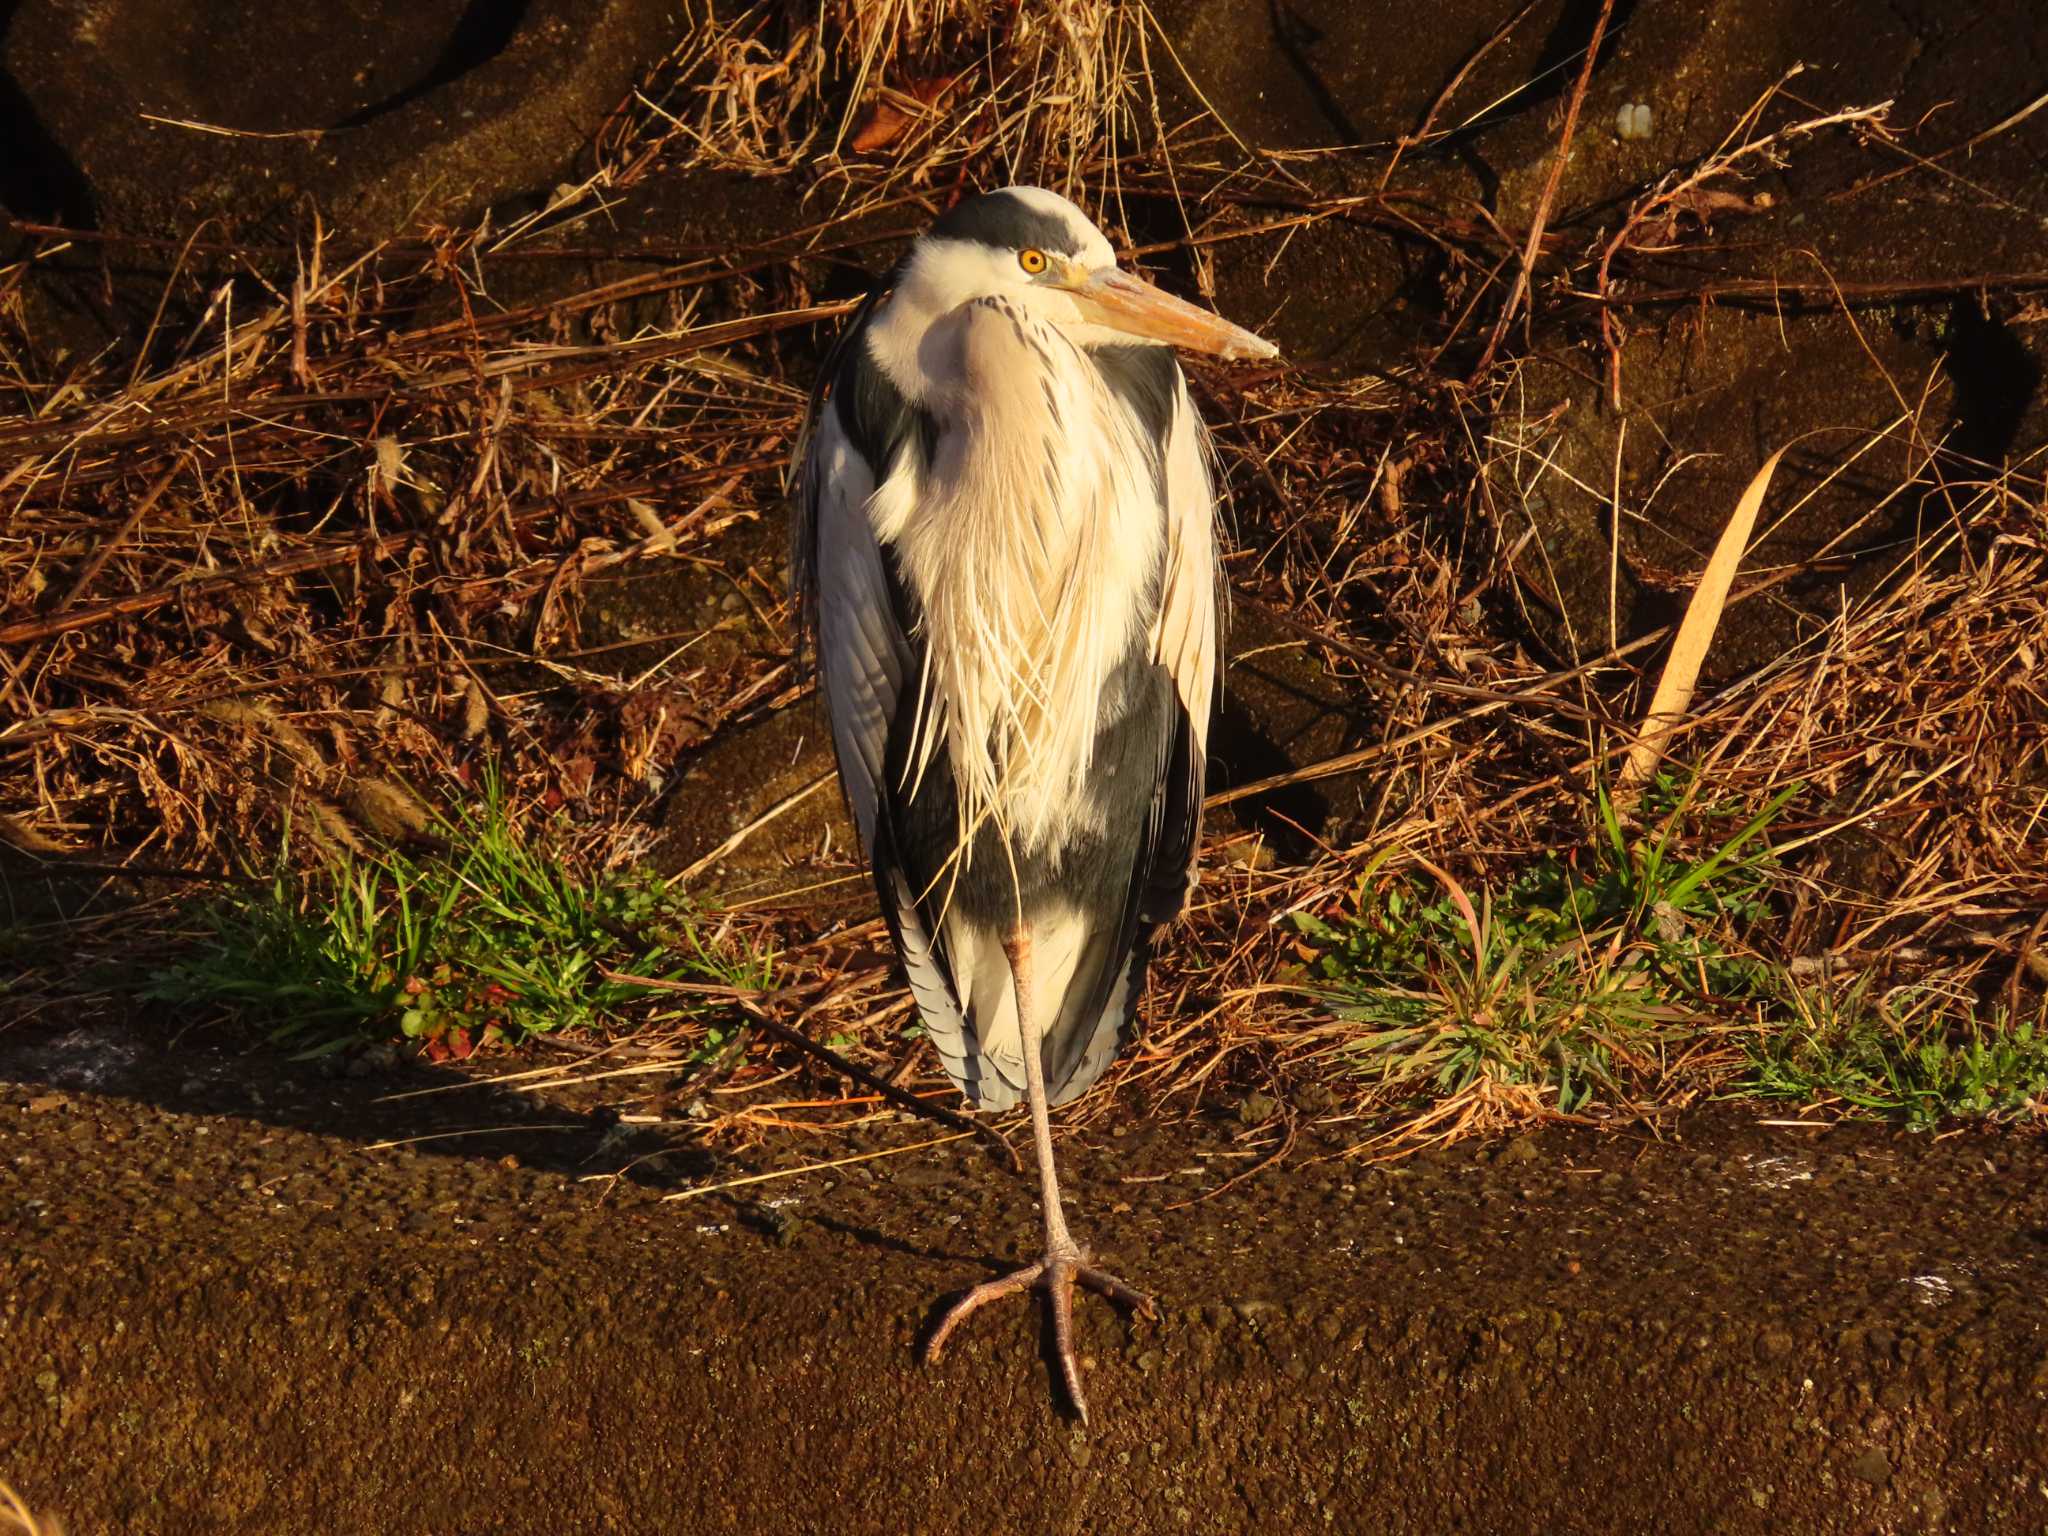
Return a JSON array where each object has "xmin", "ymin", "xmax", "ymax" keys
[{"xmin": 0, "ymin": 0, "xmax": 683, "ymax": 239}]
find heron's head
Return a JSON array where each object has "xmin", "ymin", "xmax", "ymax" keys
[{"xmin": 888, "ymin": 187, "xmax": 1277, "ymax": 368}]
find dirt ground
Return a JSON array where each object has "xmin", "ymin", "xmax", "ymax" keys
[{"xmin": 1, "ymin": 1025, "xmax": 2045, "ymax": 1535}]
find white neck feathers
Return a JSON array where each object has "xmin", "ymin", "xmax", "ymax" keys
[{"xmin": 865, "ymin": 294, "xmax": 1163, "ymax": 859}]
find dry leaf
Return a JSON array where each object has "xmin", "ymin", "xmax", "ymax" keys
[
  {"xmin": 462, "ymin": 677, "xmax": 491, "ymax": 740},
  {"xmin": 848, "ymin": 74, "xmax": 961, "ymax": 153}
]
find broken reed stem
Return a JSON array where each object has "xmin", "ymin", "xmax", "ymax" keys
[
  {"xmin": 1573, "ymin": 267, "xmax": 2048, "ymax": 310},
  {"xmin": 1619, "ymin": 448, "xmax": 1786, "ymax": 793},
  {"xmin": 677, "ymin": 772, "xmax": 834, "ymax": 883},
  {"xmin": 1377, "ymin": 0, "xmax": 1544, "ymax": 194},
  {"xmin": 0, "ymin": 532, "xmax": 419, "ymax": 647}
]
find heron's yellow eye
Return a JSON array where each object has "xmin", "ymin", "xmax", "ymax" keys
[{"xmin": 1018, "ymin": 248, "xmax": 1048, "ymax": 275}]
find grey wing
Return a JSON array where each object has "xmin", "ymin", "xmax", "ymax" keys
[
  {"xmin": 794, "ymin": 368, "xmax": 980, "ymax": 1088},
  {"xmin": 800, "ymin": 404, "xmax": 902, "ymax": 850},
  {"xmin": 1045, "ymin": 367, "xmax": 1220, "ymax": 1104},
  {"xmin": 1147, "ymin": 372, "xmax": 1219, "ymax": 907}
]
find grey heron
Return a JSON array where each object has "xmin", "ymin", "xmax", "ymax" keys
[{"xmin": 793, "ymin": 186, "xmax": 1274, "ymax": 1418}]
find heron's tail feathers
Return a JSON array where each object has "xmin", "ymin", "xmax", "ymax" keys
[{"xmin": 931, "ymin": 908, "xmax": 1144, "ymax": 1113}]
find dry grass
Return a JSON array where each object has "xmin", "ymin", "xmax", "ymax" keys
[
  {"xmin": 0, "ymin": 188, "xmax": 824, "ymax": 870},
  {"xmin": 661, "ymin": 0, "xmax": 1147, "ymax": 195},
  {"xmin": 3, "ymin": 2, "xmax": 2044, "ymax": 1157},
  {"xmin": 0, "ymin": 1480, "xmax": 61, "ymax": 1536}
]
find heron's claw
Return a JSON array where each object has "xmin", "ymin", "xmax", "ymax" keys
[{"xmin": 924, "ymin": 1253, "xmax": 1154, "ymax": 1424}]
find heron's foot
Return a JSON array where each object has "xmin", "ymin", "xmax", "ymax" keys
[{"xmin": 923, "ymin": 1251, "xmax": 1153, "ymax": 1423}]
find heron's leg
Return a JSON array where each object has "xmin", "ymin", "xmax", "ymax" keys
[
  {"xmin": 1010, "ymin": 927, "xmax": 1079, "ymax": 1259},
  {"xmin": 923, "ymin": 927, "xmax": 1152, "ymax": 1422}
]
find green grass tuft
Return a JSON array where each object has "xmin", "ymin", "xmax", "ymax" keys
[
  {"xmin": 1296, "ymin": 773, "xmax": 2047, "ymax": 1130},
  {"xmin": 143, "ymin": 771, "xmax": 768, "ymax": 1057},
  {"xmin": 1291, "ymin": 777, "xmax": 1792, "ymax": 1117},
  {"xmin": 1742, "ymin": 979, "xmax": 2048, "ymax": 1129}
]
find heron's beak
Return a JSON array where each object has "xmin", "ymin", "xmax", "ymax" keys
[{"xmin": 1067, "ymin": 266, "xmax": 1278, "ymax": 362}]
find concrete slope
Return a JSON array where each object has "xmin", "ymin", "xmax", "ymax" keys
[{"xmin": 2, "ymin": 1028, "xmax": 2044, "ymax": 1534}]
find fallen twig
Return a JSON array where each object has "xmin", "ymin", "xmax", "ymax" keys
[
  {"xmin": 1472, "ymin": 0, "xmax": 1615, "ymax": 375},
  {"xmin": 601, "ymin": 968, "xmax": 1020, "ymax": 1172}
]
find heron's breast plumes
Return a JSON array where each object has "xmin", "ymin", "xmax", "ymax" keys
[{"xmin": 878, "ymin": 297, "xmax": 1162, "ymax": 859}]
